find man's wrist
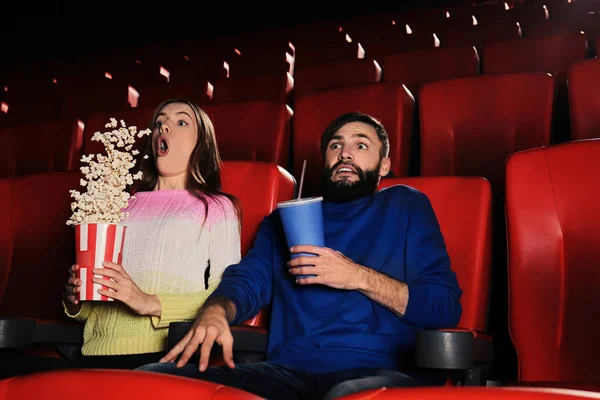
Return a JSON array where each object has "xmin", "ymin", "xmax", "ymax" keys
[{"xmin": 202, "ymin": 296, "xmax": 236, "ymax": 322}]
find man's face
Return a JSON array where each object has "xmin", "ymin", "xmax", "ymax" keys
[{"xmin": 322, "ymin": 122, "xmax": 391, "ymax": 203}]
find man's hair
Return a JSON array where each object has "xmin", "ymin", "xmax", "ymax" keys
[{"xmin": 319, "ymin": 112, "xmax": 390, "ymax": 162}]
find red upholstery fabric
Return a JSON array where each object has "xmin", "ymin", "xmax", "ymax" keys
[
  {"xmin": 220, "ymin": 161, "xmax": 295, "ymax": 257},
  {"xmin": 506, "ymin": 139, "xmax": 600, "ymax": 384},
  {"xmin": 212, "ymin": 72, "xmax": 294, "ymax": 104},
  {"xmin": 206, "ymin": 101, "xmax": 293, "ymax": 169},
  {"xmin": 525, "ymin": 14, "xmax": 600, "ymax": 54},
  {"xmin": 294, "ymin": 41, "xmax": 364, "ymax": 70},
  {"xmin": 0, "ymin": 178, "xmax": 13, "ymax": 305},
  {"xmin": 383, "ymin": 46, "xmax": 480, "ymax": 96},
  {"xmin": 218, "ymin": 161, "xmax": 295, "ymax": 328},
  {"xmin": 439, "ymin": 21, "xmax": 523, "ymax": 50},
  {"xmin": 136, "ymin": 81, "xmax": 210, "ymax": 109},
  {"xmin": 294, "ymin": 83, "xmax": 414, "ymax": 198},
  {"xmin": 0, "ymin": 119, "xmax": 83, "ymax": 178},
  {"xmin": 294, "ymin": 59, "xmax": 382, "ymax": 97},
  {"xmin": 0, "ymin": 172, "xmax": 80, "ymax": 321},
  {"xmin": 483, "ymin": 32, "xmax": 588, "ymax": 86},
  {"xmin": 60, "ymin": 83, "xmax": 131, "ymax": 122},
  {"xmin": 419, "ymin": 73, "xmax": 554, "ymax": 198},
  {"xmin": 364, "ymin": 33, "xmax": 437, "ymax": 61},
  {"xmin": 0, "ymin": 369, "xmax": 261, "ymax": 399},
  {"xmin": 379, "ymin": 176, "xmax": 492, "ymax": 332},
  {"xmin": 338, "ymin": 386, "xmax": 600, "ymax": 399},
  {"xmin": 568, "ymin": 58, "xmax": 600, "ymax": 141}
]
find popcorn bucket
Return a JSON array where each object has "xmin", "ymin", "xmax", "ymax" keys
[{"xmin": 75, "ymin": 223, "xmax": 126, "ymax": 301}]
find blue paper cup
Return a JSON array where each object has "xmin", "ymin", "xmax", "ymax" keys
[{"xmin": 277, "ymin": 197, "xmax": 324, "ymax": 279}]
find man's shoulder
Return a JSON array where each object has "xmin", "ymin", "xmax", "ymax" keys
[{"xmin": 376, "ymin": 183, "xmax": 425, "ymax": 202}]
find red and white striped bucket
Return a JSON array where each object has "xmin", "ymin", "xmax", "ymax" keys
[{"xmin": 75, "ymin": 223, "xmax": 127, "ymax": 302}]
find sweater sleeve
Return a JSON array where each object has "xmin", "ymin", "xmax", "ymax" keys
[
  {"xmin": 401, "ymin": 191, "xmax": 463, "ymax": 329},
  {"xmin": 63, "ymin": 300, "xmax": 92, "ymax": 322},
  {"xmin": 151, "ymin": 283, "xmax": 219, "ymax": 329},
  {"xmin": 209, "ymin": 214, "xmax": 276, "ymax": 325},
  {"xmin": 207, "ymin": 198, "xmax": 242, "ymax": 287}
]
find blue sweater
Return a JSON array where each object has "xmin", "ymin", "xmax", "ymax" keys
[{"xmin": 210, "ymin": 184, "xmax": 462, "ymax": 374}]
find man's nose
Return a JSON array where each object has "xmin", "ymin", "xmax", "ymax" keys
[{"xmin": 338, "ymin": 147, "xmax": 353, "ymax": 161}]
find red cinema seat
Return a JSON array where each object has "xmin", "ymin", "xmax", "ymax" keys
[
  {"xmin": 568, "ymin": 57, "xmax": 600, "ymax": 141},
  {"xmin": 419, "ymin": 73, "xmax": 554, "ymax": 199},
  {"xmin": 506, "ymin": 139, "xmax": 600, "ymax": 389}
]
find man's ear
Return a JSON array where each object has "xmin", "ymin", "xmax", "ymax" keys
[{"xmin": 378, "ymin": 157, "xmax": 391, "ymax": 178}]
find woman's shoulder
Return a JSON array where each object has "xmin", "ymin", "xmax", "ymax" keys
[{"xmin": 203, "ymin": 193, "xmax": 239, "ymax": 221}]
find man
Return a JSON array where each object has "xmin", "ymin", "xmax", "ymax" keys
[{"xmin": 138, "ymin": 112, "xmax": 462, "ymax": 399}]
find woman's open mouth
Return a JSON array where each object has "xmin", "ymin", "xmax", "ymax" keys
[{"xmin": 157, "ymin": 135, "xmax": 169, "ymax": 157}]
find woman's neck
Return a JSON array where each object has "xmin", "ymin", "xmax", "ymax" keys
[{"xmin": 154, "ymin": 174, "xmax": 186, "ymax": 190}]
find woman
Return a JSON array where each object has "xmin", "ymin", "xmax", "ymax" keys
[{"xmin": 60, "ymin": 98, "xmax": 241, "ymax": 369}]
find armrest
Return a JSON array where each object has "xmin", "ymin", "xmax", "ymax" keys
[
  {"xmin": 0, "ymin": 318, "xmax": 83, "ymax": 348},
  {"xmin": 167, "ymin": 322, "xmax": 268, "ymax": 354},
  {"xmin": 415, "ymin": 328, "xmax": 493, "ymax": 370}
]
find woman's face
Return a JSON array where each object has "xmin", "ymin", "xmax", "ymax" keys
[{"xmin": 152, "ymin": 102, "xmax": 198, "ymax": 178}]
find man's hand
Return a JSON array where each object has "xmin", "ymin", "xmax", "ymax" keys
[
  {"xmin": 160, "ymin": 304, "xmax": 235, "ymax": 371},
  {"xmin": 288, "ymin": 245, "xmax": 368, "ymax": 290}
]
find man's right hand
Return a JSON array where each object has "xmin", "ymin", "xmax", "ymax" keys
[{"xmin": 160, "ymin": 304, "xmax": 235, "ymax": 371}]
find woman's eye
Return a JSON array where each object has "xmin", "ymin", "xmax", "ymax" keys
[{"xmin": 177, "ymin": 120, "xmax": 187, "ymax": 126}]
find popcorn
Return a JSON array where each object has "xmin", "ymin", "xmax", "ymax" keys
[{"xmin": 67, "ymin": 118, "xmax": 151, "ymax": 226}]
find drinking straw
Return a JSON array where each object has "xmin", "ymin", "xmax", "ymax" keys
[{"xmin": 297, "ymin": 159, "xmax": 307, "ymax": 199}]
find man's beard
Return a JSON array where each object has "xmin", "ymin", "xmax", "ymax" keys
[{"xmin": 321, "ymin": 160, "xmax": 381, "ymax": 203}]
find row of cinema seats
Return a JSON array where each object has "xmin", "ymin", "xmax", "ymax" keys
[
  {"xmin": 1, "ymin": 1, "xmax": 598, "ymax": 133},
  {"xmin": 1, "ymin": 60, "xmax": 598, "ymax": 201},
  {"xmin": 1, "ymin": 28, "xmax": 598, "ymax": 141},
  {"xmin": 3, "ymin": 369, "xmax": 600, "ymax": 400},
  {"xmin": 0, "ymin": 137, "xmax": 598, "ymax": 394},
  {"xmin": 1, "ymin": 0, "xmax": 598, "ymax": 119}
]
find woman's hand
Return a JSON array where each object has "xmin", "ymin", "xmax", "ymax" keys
[
  {"xmin": 63, "ymin": 264, "xmax": 83, "ymax": 314},
  {"xmin": 92, "ymin": 262, "xmax": 162, "ymax": 317}
]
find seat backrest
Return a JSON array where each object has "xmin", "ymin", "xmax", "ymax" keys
[
  {"xmin": 61, "ymin": 82, "xmax": 131, "ymax": 122},
  {"xmin": 383, "ymin": 46, "xmax": 480, "ymax": 97},
  {"xmin": 220, "ymin": 161, "xmax": 295, "ymax": 328},
  {"xmin": 211, "ymin": 73, "xmax": 294, "ymax": 105},
  {"xmin": 136, "ymin": 81, "xmax": 210, "ymax": 109},
  {"xmin": 505, "ymin": 138, "xmax": 600, "ymax": 384},
  {"xmin": 483, "ymin": 32, "xmax": 588, "ymax": 85},
  {"xmin": 206, "ymin": 101, "xmax": 293, "ymax": 170},
  {"xmin": 220, "ymin": 161, "xmax": 295, "ymax": 257},
  {"xmin": 0, "ymin": 172, "xmax": 80, "ymax": 321},
  {"xmin": 568, "ymin": 57, "xmax": 600, "ymax": 141},
  {"xmin": 419, "ymin": 72, "xmax": 554, "ymax": 198},
  {"xmin": 294, "ymin": 58, "xmax": 382, "ymax": 98},
  {"xmin": 0, "ymin": 119, "xmax": 83, "ymax": 178},
  {"xmin": 0, "ymin": 369, "xmax": 258, "ymax": 399},
  {"xmin": 439, "ymin": 21, "xmax": 523, "ymax": 50},
  {"xmin": 0, "ymin": 178, "xmax": 13, "ymax": 306},
  {"xmin": 379, "ymin": 176, "xmax": 492, "ymax": 332},
  {"xmin": 294, "ymin": 83, "xmax": 414, "ymax": 198}
]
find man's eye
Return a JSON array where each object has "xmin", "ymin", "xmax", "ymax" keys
[
  {"xmin": 358, "ymin": 144, "xmax": 368, "ymax": 150},
  {"xmin": 330, "ymin": 143, "xmax": 341, "ymax": 149}
]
